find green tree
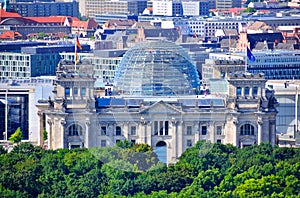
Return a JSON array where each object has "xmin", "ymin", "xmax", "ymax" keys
[
  {"xmin": 42, "ymin": 129, "xmax": 47, "ymax": 141},
  {"xmin": 0, "ymin": 145, "xmax": 7, "ymax": 155},
  {"xmin": 9, "ymin": 127, "xmax": 22, "ymax": 144}
]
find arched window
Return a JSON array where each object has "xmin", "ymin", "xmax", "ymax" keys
[
  {"xmin": 65, "ymin": 87, "xmax": 70, "ymax": 97},
  {"xmin": 68, "ymin": 124, "xmax": 83, "ymax": 136},
  {"xmin": 240, "ymin": 124, "xmax": 254, "ymax": 135},
  {"xmin": 156, "ymin": 141, "xmax": 167, "ymax": 163},
  {"xmin": 244, "ymin": 87, "xmax": 250, "ymax": 96},
  {"xmin": 253, "ymin": 87, "xmax": 258, "ymax": 96},
  {"xmin": 236, "ymin": 87, "xmax": 242, "ymax": 96}
]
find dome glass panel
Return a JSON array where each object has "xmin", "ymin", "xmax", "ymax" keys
[{"xmin": 114, "ymin": 40, "xmax": 200, "ymax": 96}]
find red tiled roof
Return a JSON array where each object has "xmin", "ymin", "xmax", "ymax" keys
[
  {"xmin": 72, "ymin": 19, "xmax": 98, "ymax": 29},
  {"xmin": 0, "ymin": 31, "xmax": 22, "ymax": 39},
  {"xmin": 0, "ymin": 9, "xmax": 22, "ymax": 18},
  {"xmin": 72, "ymin": 20, "xmax": 88, "ymax": 29},
  {"xmin": 24, "ymin": 16, "xmax": 68, "ymax": 24}
]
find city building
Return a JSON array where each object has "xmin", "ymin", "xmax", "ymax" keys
[
  {"xmin": 246, "ymin": 50, "xmax": 300, "ymax": 80},
  {"xmin": 173, "ymin": 16, "xmax": 246, "ymax": 39},
  {"xmin": 0, "ymin": 78, "xmax": 54, "ymax": 147},
  {"xmin": 202, "ymin": 59, "xmax": 245, "ymax": 83},
  {"xmin": 9, "ymin": 1, "xmax": 79, "ymax": 17},
  {"xmin": 38, "ymin": 40, "xmax": 278, "ymax": 164},
  {"xmin": 0, "ymin": 43, "xmax": 91, "ymax": 79},
  {"xmin": 266, "ymin": 80, "xmax": 300, "ymax": 147},
  {"xmin": 85, "ymin": 0, "xmax": 147, "ymax": 19},
  {"xmin": 216, "ymin": 0, "xmax": 241, "ymax": 10},
  {"xmin": 205, "ymin": 50, "xmax": 300, "ymax": 80}
]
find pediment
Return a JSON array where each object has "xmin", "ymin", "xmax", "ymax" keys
[{"xmin": 139, "ymin": 101, "xmax": 182, "ymax": 115}]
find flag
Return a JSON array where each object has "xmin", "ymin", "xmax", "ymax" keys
[
  {"xmin": 246, "ymin": 46, "xmax": 255, "ymax": 62},
  {"xmin": 76, "ymin": 37, "xmax": 82, "ymax": 50},
  {"xmin": 75, "ymin": 36, "xmax": 82, "ymax": 64}
]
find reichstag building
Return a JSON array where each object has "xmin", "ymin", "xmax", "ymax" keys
[{"xmin": 38, "ymin": 40, "xmax": 278, "ymax": 164}]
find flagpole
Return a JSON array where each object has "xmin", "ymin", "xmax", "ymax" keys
[
  {"xmin": 74, "ymin": 36, "xmax": 77, "ymax": 72},
  {"xmin": 245, "ymin": 46, "xmax": 247, "ymax": 72},
  {"xmin": 5, "ymin": 88, "xmax": 7, "ymax": 141}
]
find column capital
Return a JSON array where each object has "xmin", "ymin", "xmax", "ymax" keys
[{"xmin": 257, "ymin": 117, "xmax": 263, "ymax": 125}]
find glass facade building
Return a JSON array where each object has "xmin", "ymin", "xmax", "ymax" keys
[{"xmin": 114, "ymin": 40, "xmax": 200, "ymax": 96}]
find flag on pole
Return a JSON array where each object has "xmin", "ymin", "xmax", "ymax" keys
[
  {"xmin": 75, "ymin": 36, "xmax": 82, "ymax": 64},
  {"xmin": 246, "ymin": 46, "xmax": 255, "ymax": 62},
  {"xmin": 76, "ymin": 37, "xmax": 82, "ymax": 50}
]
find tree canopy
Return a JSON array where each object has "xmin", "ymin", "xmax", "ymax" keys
[{"xmin": 0, "ymin": 141, "xmax": 300, "ymax": 197}]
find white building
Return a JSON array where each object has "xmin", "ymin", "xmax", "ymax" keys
[
  {"xmin": 0, "ymin": 77, "xmax": 54, "ymax": 147},
  {"xmin": 151, "ymin": 0, "xmax": 173, "ymax": 16},
  {"xmin": 174, "ymin": 17, "xmax": 246, "ymax": 38}
]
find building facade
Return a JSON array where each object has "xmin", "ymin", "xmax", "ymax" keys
[
  {"xmin": 85, "ymin": 0, "xmax": 147, "ymax": 19},
  {"xmin": 9, "ymin": 1, "xmax": 79, "ymax": 17},
  {"xmin": 0, "ymin": 44, "xmax": 91, "ymax": 79},
  {"xmin": 174, "ymin": 16, "xmax": 246, "ymax": 39},
  {"xmin": 38, "ymin": 41, "xmax": 278, "ymax": 164},
  {"xmin": 0, "ymin": 78, "xmax": 54, "ymax": 146}
]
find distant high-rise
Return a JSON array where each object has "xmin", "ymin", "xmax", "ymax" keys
[
  {"xmin": 216, "ymin": 0, "xmax": 242, "ymax": 9},
  {"xmin": 85, "ymin": 0, "xmax": 147, "ymax": 19},
  {"xmin": 9, "ymin": 0, "xmax": 79, "ymax": 17}
]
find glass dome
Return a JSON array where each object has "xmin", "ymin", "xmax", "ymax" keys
[{"xmin": 114, "ymin": 40, "xmax": 200, "ymax": 96}]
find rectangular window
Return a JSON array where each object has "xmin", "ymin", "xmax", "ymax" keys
[
  {"xmin": 165, "ymin": 121, "xmax": 169, "ymax": 135},
  {"xmin": 201, "ymin": 126, "xmax": 207, "ymax": 135},
  {"xmin": 154, "ymin": 121, "xmax": 169, "ymax": 136},
  {"xmin": 131, "ymin": 126, "xmax": 136, "ymax": 135},
  {"xmin": 187, "ymin": 126, "xmax": 192, "ymax": 135},
  {"xmin": 116, "ymin": 126, "xmax": 121, "ymax": 136},
  {"xmin": 217, "ymin": 139, "xmax": 222, "ymax": 143},
  {"xmin": 131, "ymin": 139, "xmax": 136, "ymax": 144},
  {"xmin": 216, "ymin": 126, "xmax": 222, "ymax": 135},
  {"xmin": 101, "ymin": 140, "xmax": 106, "ymax": 147},
  {"xmin": 101, "ymin": 126, "xmax": 106, "ymax": 135},
  {"xmin": 187, "ymin": 139, "xmax": 192, "ymax": 147},
  {"xmin": 73, "ymin": 87, "xmax": 78, "ymax": 96},
  {"xmin": 81, "ymin": 87, "xmax": 86, "ymax": 96},
  {"xmin": 159, "ymin": 121, "xmax": 164, "ymax": 135},
  {"xmin": 154, "ymin": 121, "xmax": 158, "ymax": 135},
  {"xmin": 65, "ymin": 87, "xmax": 70, "ymax": 97}
]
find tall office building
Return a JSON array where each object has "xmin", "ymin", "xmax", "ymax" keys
[
  {"xmin": 9, "ymin": 1, "xmax": 79, "ymax": 17},
  {"xmin": 85, "ymin": 0, "xmax": 147, "ymax": 19},
  {"xmin": 216, "ymin": 0, "xmax": 242, "ymax": 9}
]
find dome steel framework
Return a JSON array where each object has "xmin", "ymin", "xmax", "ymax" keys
[{"xmin": 114, "ymin": 40, "xmax": 200, "ymax": 96}]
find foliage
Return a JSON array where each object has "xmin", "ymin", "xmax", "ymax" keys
[
  {"xmin": 42, "ymin": 129, "xmax": 47, "ymax": 141},
  {"xmin": 241, "ymin": 7, "xmax": 256, "ymax": 13},
  {"xmin": 0, "ymin": 141, "xmax": 300, "ymax": 197},
  {"xmin": 9, "ymin": 127, "xmax": 22, "ymax": 144}
]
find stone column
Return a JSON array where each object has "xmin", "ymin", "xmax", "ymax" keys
[
  {"xmin": 270, "ymin": 120, "xmax": 276, "ymax": 145},
  {"xmin": 257, "ymin": 117, "xmax": 263, "ymax": 145},
  {"xmin": 85, "ymin": 118, "xmax": 90, "ymax": 148},
  {"xmin": 139, "ymin": 117, "xmax": 147, "ymax": 144},
  {"xmin": 37, "ymin": 111, "xmax": 43, "ymax": 146},
  {"xmin": 233, "ymin": 118, "xmax": 239, "ymax": 147},
  {"xmin": 177, "ymin": 121, "xmax": 183, "ymax": 157},
  {"xmin": 47, "ymin": 119, "xmax": 53, "ymax": 149},
  {"xmin": 194, "ymin": 122, "xmax": 200, "ymax": 143},
  {"xmin": 146, "ymin": 123, "xmax": 152, "ymax": 146},
  {"xmin": 172, "ymin": 119, "xmax": 178, "ymax": 159},
  {"xmin": 209, "ymin": 121, "xmax": 215, "ymax": 143},
  {"xmin": 123, "ymin": 122, "xmax": 129, "ymax": 140},
  {"xmin": 60, "ymin": 119, "xmax": 66, "ymax": 148}
]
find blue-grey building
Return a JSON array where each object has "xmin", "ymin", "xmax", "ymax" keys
[
  {"xmin": 9, "ymin": 1, "xmax": 79, "ymax": 17},
  {"xmin": 0, "ymin": 43, "xmax": 91, "ymax": 79}
]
